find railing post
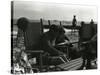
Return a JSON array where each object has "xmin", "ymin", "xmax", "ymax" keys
[
  {"xmin": 48, "ymin": 20, "xmax": 51, "ymax": 28},
  {"xmin": 40, "ymin": 18, "xmax": 44, "ymax": 34},
  {"xmin": 60, "ymin": 21, "xmax": 62, "ymax": 26},
  {"xmin": 11, "ymin": 1, "xmax": 14, "ymax": 73}
]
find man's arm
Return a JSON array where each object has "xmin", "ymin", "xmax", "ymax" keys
[{"xmin": 46, "ymin": 40, "xmax": 64, "ymax": 55}]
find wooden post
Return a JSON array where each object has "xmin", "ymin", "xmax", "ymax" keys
[
  {"xmin": 48, "ymin": 20, "xmax": 51, "ymax": 28},
  {"xmin": 40, "ymin": 18, "xmax": 44, "ymax": 34},
  {"xmin": 60, "ymin": 21, "xmax": 62, "ymax": 26},
  {"xmin": 39, "ymin": 52, "xmax": 43, "ymax": 72},
  {"xmin": 11, "ymin": 1, "xmax": 13, "ymax": 72}
]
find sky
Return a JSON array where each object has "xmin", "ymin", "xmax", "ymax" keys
[{"xmin": 13, "ymin": 1, "xmax": 97, "ymax": 22}]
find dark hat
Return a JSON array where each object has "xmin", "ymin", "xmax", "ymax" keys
[{"xmin": 49, "ymin": 24, "xmax": 59, "ymax": 32}]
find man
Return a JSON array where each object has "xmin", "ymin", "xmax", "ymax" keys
[
  {"xmin": 55, "ymin": 26, "xmax": 70, "ymax": 45},
  {"xmin": 72, "ymin": 15, "xmax": 77, "ymax": 27},
  {"xmin": 55, "ymin": 26, "xmax": 71, "ymax": 59},
  {"xmin": 41, "ymin": 25, "xmax": 68, "ymax": 63},
  {"xmin": 72, "ymin": 15, "xmax": 77, "ymax": 33},
  {"xmin": 79, "ymin": 20, "xmax": 97, "ymax": 69}
]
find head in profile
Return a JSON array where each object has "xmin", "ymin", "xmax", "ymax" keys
[
  {"xmin": 17, "ymin": 17, "xmax": 29, "ymax": 32},
  {"xmin": 49, "ymin": 24, "xmax": 59, "ymax": 37},
  {"xmin": 74, "ymin": 15, "xmax": 76, "ymax": 18},
  {"xmin": 58, "ymin": 26, "xmax": 65, "ymax": 34},
  {"xmin": 49, "ymin": 24, "xmax": 59, "ymax": 32}
]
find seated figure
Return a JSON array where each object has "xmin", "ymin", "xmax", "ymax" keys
[{"xmin": 41, "ymin": 25, "xmax": 69, "ymax": 63}]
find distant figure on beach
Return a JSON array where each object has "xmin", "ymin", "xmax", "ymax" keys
[
  {"xmin": 72, "ymin": 15, "xmax": 77, "ymax": 34},
  {"xmin": 90, "ymin": 19, "xmax": 94, "ymax": 24},
  {"xmin": 79, "ymin": 20, "xmax": 97, "ymax": 69},
  {"xmin": 72, "ymin": 15, "xmax": 77, "ymax": 27}
]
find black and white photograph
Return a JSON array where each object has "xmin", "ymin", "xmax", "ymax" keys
[{"xmin": 11, "ymin": 1, "xmax": 97, "ymax": 74}]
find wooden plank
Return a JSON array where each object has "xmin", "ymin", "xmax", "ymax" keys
[
  {"xmin": 57, "ymin": 58, "xmax": 83, "ymax": 70},
  {"xmin": 57, "ymin": 58, "xmax": 82, "ymax": 67},
  {"xmin": 64, "ymin": 60, "xmax": 82, "ymax": 70},
  {"xmin": 67, "ymin": 63, "xmax": 82, "ymax": 70},
  {"xmin": 58, "ymin": 59, "xmax": 82, "ymax": 69}
]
